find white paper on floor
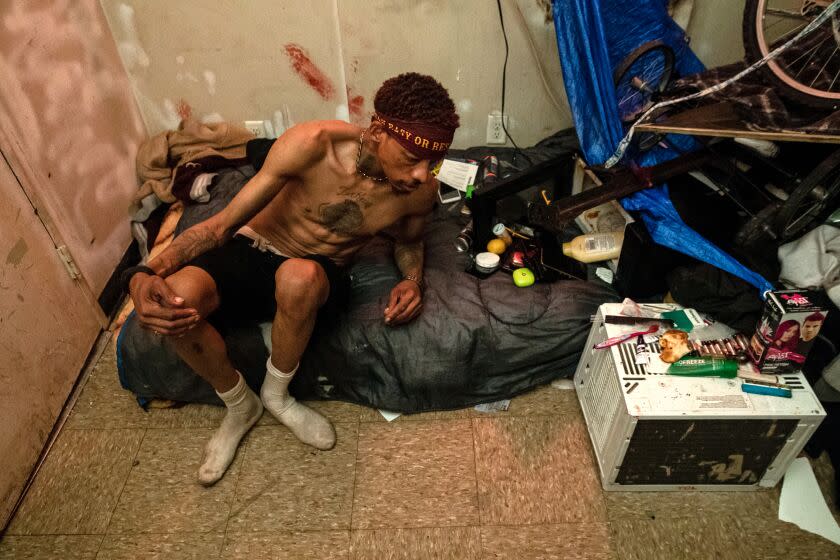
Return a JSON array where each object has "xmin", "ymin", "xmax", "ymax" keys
[
  {"xmin": 474, "ymin": 399, "xmax": 511, "ymax": 413},
  {"xmin": 551, "ymin": 378, "xmax": 575, "ymax": 390},
  {"xmin": 378, "ymin": 409, "xmax": 401, "ymax": 422},
  {"xmin": 779, "ymin": 457, "xmax": 840, "ymax": 545}
]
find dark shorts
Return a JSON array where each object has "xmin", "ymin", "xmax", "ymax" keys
[{"xmin": 186, "ymin": 235, "xmax": 351, "ymax": 327}]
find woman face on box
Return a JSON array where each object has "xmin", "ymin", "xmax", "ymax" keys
[
  {"xmin": 780, "ymin": 324, "xmax": 799, "ymax": 342},
  {"xmin": 773, "ymin": 321, "xmax": 800, "ymax": 347}
]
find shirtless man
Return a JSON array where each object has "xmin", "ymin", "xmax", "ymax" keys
[{"xmin": 124, "ymin": 73, "xmax": 459, "ymax": 485}]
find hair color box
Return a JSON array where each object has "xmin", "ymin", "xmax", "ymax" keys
[{"xmin": 748, "ymin": 290, "xmax": 828, "ymax": 373}]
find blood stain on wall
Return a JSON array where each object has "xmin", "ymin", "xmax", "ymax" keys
[
  {"xmin": 176, "ymin": 98, "xmax": 192, "ymax": 121},
  {"xmin": 347, "ymin": 90, "xmax": 365, "ymax": 118},
  {"xmin": 283, "ymin": 43, "xmax": 336, "ymax": 101},
  {"xmin": 536, "ymin": 0, "xmax": 553, "ymax": 24}
]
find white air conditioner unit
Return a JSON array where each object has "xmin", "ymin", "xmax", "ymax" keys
[{"xmin": 575, "ymin": 303, "xmax": 826, "ymax": 491}]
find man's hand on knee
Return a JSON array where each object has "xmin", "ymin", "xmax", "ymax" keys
[{"xmin": 130, "ymin": 273, "xmax": 200, "ymax": 336}]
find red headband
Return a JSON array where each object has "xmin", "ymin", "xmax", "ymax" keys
[{"xmin": 372, "ymin": 113, "xmax": 455, "ymax": 160}]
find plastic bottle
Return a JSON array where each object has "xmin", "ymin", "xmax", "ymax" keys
[
  {"xmin": 667, "ymin": 356, "xmax": 738, "ymax": 378},
  {"xmin": 561, "ymin": 231, "xmax": 624, "ymax": 263},
  {"xmin": 492, "ymin": 223, "xmax": 513, "ymax": 247}
]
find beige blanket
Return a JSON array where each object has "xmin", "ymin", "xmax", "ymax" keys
[{"xmin": 134, "ymin": 118, "xmax": 254, "ymax": 207}]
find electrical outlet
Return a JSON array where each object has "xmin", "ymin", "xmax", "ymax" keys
[
  {"xmin": 486, "ymin": 111, "xmax": 508, "ymax": 144},
  {"xmin": 243, "ymin": 120, "xmax": 266, "ymax": 138}
]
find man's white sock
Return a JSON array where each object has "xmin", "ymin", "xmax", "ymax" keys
[
  {"xmin": 198, "ymin": 371, "xmax": 262, "ymax": 486},
  {"xmin": 261, "ymin": 357, "xmax": 336, "ymax": 450}
]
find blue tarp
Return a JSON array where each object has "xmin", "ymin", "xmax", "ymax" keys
[{"xmin": 551, "ymin": 0, "xmax": 774, "ymax": 295}]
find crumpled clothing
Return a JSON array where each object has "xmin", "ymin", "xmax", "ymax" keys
[
  {"xmin": 667, "ymin": 262, "xmax": 767, "ymax": 334},
  {"xmin": 171, "ymin": 155, "xmax": 247, "ymax": 202},
  {"xmin": 132, "ymin": 193, "xmax": 163, "ymax": 223},
  {"xmin": 779, "ymin": 224, "xmax": 840, "ymax": 308},
  {"xmin": 664, "ymin": 61, "xmax": 840, "ymax": 134},
  {"xmin": 133, "ymin": 118, "xmax": 254, "ymax": 210},
  {"xmin": 189, "ymin": 172, "xmax": 218, "ymax": 203}
]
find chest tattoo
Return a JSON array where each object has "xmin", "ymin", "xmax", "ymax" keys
[
  {"xmin": 337, "ymin": 185, "xmax": 374, "ymax": 208},
  {"xmin": 318, "ymin": 199, "xmax": 364, "ymax": 234}
]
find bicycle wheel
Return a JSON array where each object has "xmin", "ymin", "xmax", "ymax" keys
[
  {"xmin": 735, "ymin": 202, "xmax": 783, "ymax": 246},
  {"xmin": 744, "ymin": 0, "xmax": 840, "ymax": 110},
  {"xmin": 774, "ymin": 146, "xmax": 840, "ymax": 239},
  {"xmin": 613, "ymin": 40, "xmax": 676, "ymax": 123}
]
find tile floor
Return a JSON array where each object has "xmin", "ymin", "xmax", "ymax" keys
[{"xmin": 2, "ymin": 332, "xmax": 840, "ymax": 559}]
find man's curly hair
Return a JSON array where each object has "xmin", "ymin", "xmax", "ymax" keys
[{"xmin": 374, "ymin": 73, "xmax": 459, "ymax": 129}]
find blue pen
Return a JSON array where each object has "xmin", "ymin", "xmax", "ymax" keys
[{"xmin": 741, "ymin": 382, "xmax": 792, "ymax": 399}]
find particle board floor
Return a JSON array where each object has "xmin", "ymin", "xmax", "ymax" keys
[{"xmin": 2, "ymin": 332, "xmax": 839, "ymax": 559}]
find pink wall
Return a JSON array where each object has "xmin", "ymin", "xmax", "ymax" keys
[{"xmin": 0, "ymin": 0, "xmax": 147, "ymax": 296}]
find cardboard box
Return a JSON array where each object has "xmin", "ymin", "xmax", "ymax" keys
[{"xmin": 748, "ymin": 290, "xmax": 829, "ymax": 373}]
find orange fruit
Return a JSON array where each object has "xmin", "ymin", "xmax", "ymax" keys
[{"xmin": 487, "ymin": 239, "xmax": 507, "ymax": 255}]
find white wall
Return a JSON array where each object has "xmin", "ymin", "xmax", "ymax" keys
[
  {"xmin": 685, "ymin": 0, "xmax": 746, "ymax": 69},
  {"xmin": 100, "ymin": 0, "xmax": 748, "ymax": 149},
  {"xmin": 100, "ymin": 0, "xmax": 572, "ymax": 149}
]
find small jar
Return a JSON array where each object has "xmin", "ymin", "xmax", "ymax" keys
[
  {"xmin": 475, "ymin": 252, "xmax": 501, "ymax": 273},
  {"xmin": 492, "ymin": 223, "xmax": 513, "ymax": 247}
]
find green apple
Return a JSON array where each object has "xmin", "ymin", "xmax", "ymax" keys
[{"xmin": 513, "ymin": 267, "xmax": 535, "ymax": 287}]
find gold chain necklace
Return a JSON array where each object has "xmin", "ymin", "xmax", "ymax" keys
[{"xmin": 355, "ymin": 128, "xmax": 388, "ymax": 182}]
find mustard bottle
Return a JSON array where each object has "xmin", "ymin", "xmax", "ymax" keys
[{"xmin": 561, "ymin": 231, "xmax": 624, "ymax": 263}]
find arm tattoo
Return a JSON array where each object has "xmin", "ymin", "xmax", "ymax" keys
[
  {"xmin": 394, "ymin": 240, "xmax": 424, "ymax": 279},
  {"xmin": 149, "ymin": 226, "xmax": 224, "ymax": 278}
]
